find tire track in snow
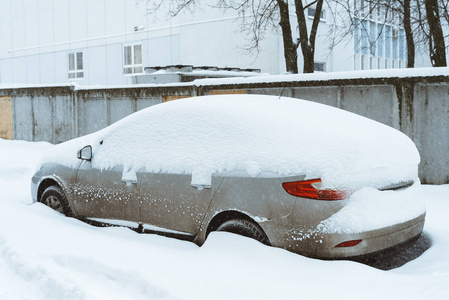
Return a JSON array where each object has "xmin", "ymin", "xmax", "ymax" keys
[
  {"xmin": 0, "ymin": 237, "xmax": 85, "ymax": 300},
  {"xmin": 0, "ymin": 237, "xmax": 179, "ymax": 300}
]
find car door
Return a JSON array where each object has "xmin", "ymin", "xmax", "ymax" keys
[
  {"xmin": 73, "ymin": 160, "xmax": 141, "ymax": 222},
  {"xmin": 139, "ymin": 173, "xmax": 223, "ymax": 235}
]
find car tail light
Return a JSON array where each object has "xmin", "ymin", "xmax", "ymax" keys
[
  {"xmin": 335, "ymin": 240, "xmax": 363, "ymax": 248},
  {"xmin": 282, "ymin": 179, "xmax": 351, "ymax": 200}
]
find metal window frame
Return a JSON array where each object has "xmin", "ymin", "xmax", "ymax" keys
[
  {"xmin": 68, "ymin": 51, "xmax": 84, "ymax": 80},
  {"xmin": 123, "ymin": 43, "xmax": 144, "ymax": 76}
]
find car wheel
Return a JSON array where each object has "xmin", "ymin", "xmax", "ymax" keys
[
  {"xmin": 40, "ymin": 185, "xmax": 71, "ymax": 216},
  {"xmin": 216, "ymin": 219, "xmax": 270, "ymax": 246}
]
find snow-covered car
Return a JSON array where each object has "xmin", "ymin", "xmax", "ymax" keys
[{"xmin": 31, "ymin": 95, "xmax": 425, "ymax": 259}]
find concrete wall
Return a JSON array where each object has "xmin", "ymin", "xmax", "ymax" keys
[
  {"xmin": 0, "ymin": 76, "xmax": 448, "ymax": 184},
  {"xmin": 413, "ymin": 84, "xmax": 449, "ymax": 184},
  {"xmin": 9, "ymin": 87, "xmax": 74, "ymax": 143}
]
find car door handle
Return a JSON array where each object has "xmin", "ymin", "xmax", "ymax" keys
[
  {"xmin": 122, "ymin": 178, "xmax": 137, "ymax": 184},
  {"xmin": 191, "ymin": 183, "xmax": 211, "ymax": 191},
  {"xmin": 122, "ymin": 170, "xmax": 137, "ymax": 184}
]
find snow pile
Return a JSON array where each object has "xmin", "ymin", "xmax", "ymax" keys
[
  {"xmin": 0, "ymin": 139, "xmax": 51, "ymax": 181},
  {"xmin": 41, "ymin": 95, "xmax": 419, "ymax": 189},
  {"xmin": 317, "ymin": 179, "xmax": 425, "ymax": 234},
  {"xmin": 0, "ymin": 140, "xmax": 448, "ymax": 300}
]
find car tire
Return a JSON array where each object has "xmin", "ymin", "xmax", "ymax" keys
[
  {"xmin": 216, "ymin": 219, "xmax": 270, "ymax": 246},
  {"xmin": 40, "ymin": 185, "xmax": 71, "ymax": 216}
]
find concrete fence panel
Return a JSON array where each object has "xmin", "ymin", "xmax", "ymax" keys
[
  {"xmin": 413, "ymin": 83, "xmax": 449, "ymax": 184},
  {"xmin": 292, "ymin": 86, "xmax": 341, "ymax": 108},
  {"xmin": 12, "ymin": 96, "xmax": 33, "ymax": 141},
  {"xmin": 0, "ymin": 96, "xmax": 13, "ymax": 139},
  {"xmin": 1, "ymin": 73, "xmax": 448, "ymax": 184},
  {"xmin": 109, "ymin": 98, "xmax": 135, "ymax": 125},
  {"xmin": 52, "ymin": 95, "xmax": 74, "ymax": 144},
  {"xmin": 136, "ymin": 97, "xmax": 162, "ymax": 110},
  {"xmin": 33, "ymin": 96, "xmax": 53, "ymax": 142},
  {"xmin": 341, "ymin": 85, "xmax": 398, "ymax": 129},
  {"xmin": 80, "ymin": 97, "xmax": 108, "ymax": 136}
]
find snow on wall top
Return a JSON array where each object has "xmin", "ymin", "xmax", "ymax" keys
[
  {"xmin": 2, "ymin": 67, "xmax": 448, "ymax": 91},
  {"xmin": 41, "ymin": 95, "xmax": 419, "ymax": 189},
  {"xmin": 195, "ymin": 66, "xmax": 449, "ymax": 87}
]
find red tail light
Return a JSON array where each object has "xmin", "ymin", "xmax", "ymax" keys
[
  {"xmin": 282, "ymin": 179, "xmax": 351, "ymax": 200},
  {"xmin": 335, "ymin": 239, "xmax": 363, "ymax": 248}
]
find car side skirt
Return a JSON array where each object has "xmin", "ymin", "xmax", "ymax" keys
[{"xmin": 82, "ymin": 217, "xmax": 196, "ymax": 242}]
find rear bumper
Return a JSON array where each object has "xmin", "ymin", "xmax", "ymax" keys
[
  {"xmin": 315, "ymin": 213, "xmax": 426, "ymax": 259},
  {"xmin": 262, "ymin": 213, "xmax": 425, "ymax": 259}
]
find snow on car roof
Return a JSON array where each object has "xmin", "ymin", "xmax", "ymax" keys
[{"xmin": 42, "ymin": 94, "xmax": 419, "ymax": 189}]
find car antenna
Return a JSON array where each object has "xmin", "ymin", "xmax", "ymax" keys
[{"xmin": 279, "ymin": 86, "xmax": 286, "ymax": 99}]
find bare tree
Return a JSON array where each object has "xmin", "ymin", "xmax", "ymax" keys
[
  {"xmin": 216, "ymin": 0, "xmax": 299, "ymax": 73},
  {"xmin": 334, "ymin": 0, "xmax": 448, "ymax": 68},
  {"xmin": 141, "ymin": 0, "xmax": 326, "ymax": 74},
  {"xmin": 219, "ymin": 0, "xmax": 325, "ymax": 73},
  {"xmin": 403, "ymin": 0, "xmax": 415, "ymax": 67},
  {"xmin": 295, "ymin": 0, "xmax": 324, "ymax": 73},
  {"xmin": 425, "ymin": 0, "xmax": 447, "ymax": 66}
]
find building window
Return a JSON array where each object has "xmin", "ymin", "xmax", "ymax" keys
[
  {"xmin": 369, "ymin": 21, "xmax": 376, "ymax": 56},
  {"xmin": 399, "ymin": 29, "xmax": 405, "ymax": 61},
  {"xmin": 68, "ymin": 52, "xmax": 84, "ymax": 79},
  {"xmin": 354, "ymin": 18, "xmax": 359, "ymax": 53},
  {"xmin": 377, "ymin": 24, "xmax": 384, "ymax": 57},
  {"xmin": 376, "ymin": 5, "xmax": 382, "ymax": 21},
  {"xmin": 361, "ymin": 21, "xmax": 368, "ymax": 54},
  {"xmin": 307, "ymin": 7, "xmax": 326, "ymax": 21},
  {"xmin": 385, "ymin": 26, "xmax": 391, "ymax": 60},
  {"xmin": 360, "ymin": 0, "xmax": 365, "ymax": 17},
  {"xmin": 123, "ymin": 44, "xmax": 143, "ymax": 75},
  {"xmin": 314, "ymin": 62, "xmax": 326, "ymax": 72},
  {"xmin": 392, "ymin": 35, "xmax": 398, "ymax": 60}
]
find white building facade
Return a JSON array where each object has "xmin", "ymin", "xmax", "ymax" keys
[
  {"xmin": 0, "ymin": 0, "xmax": 428, "ymax": 85},
  {"xmin": 353, "ymin": 3, "xmax": 407, "ymax": 70}
]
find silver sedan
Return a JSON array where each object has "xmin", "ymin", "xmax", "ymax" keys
[{"xmin": 31, "ymin": 95, "xmax": 425, "ymax": 259}]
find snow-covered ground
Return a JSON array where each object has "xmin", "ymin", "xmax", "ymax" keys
[{"xmin": 0, "ymin": 139, "xmax": 448, "ymax": 300}]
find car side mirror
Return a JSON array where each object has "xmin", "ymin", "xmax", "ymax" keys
[{"xmin": 77, "ymin": 145, "xmax": 92, "ymax": 161}]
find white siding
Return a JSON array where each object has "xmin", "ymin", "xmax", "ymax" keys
[
  {"xmin": 87, "ymin": 46, "xmax": 107, "ymax": 85},
  {"xmin": 106, "ymin": 44, "xmax": 124, "ymax": 85},
  {"xmin": 147, "ymin": 35, "xmax": 181, "ymax": 66},
  {"xmin": 25, "ymin": 55, "xmax": 40, "ymax": 83},
  {"xmin": 1, "ymin": 0, "xmax": 429, "ymax": 85},
  {"xmin": 40, "ymin": 53, "xmax": 56, "ymax": 84},
  {"xmin": 53, "ymin": 0, "xmax": 70, "ymax": 46},
  {"xmin": 38, "ymin": 0, "xmax": 54, "ymax": 47}
]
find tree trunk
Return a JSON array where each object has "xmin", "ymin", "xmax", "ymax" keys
[
  {"xmin": 277, "ymin": 0, "xmax": 298, "ymax": 73},
  {"xmin": 302, "ymin": 47, "xmax": 315, "ymax": 73},
  {"xmin": 425, "ymin": 0, "xmax": 447, "ymax": 66},
  {"xmin": 294, "ymin": 0, "xmax": 324, "ymax": 73},
  {"xmin": 404, "ymin": 0, "xmax": 415, "ymax": 68},
  {"xmin": 295, "ymin": 0, "xmax": 312, "ymax": 73}
]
